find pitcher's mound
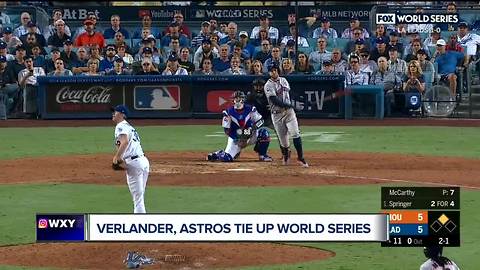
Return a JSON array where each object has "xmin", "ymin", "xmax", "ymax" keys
[{"xmin": 0, "ymin": 242, "xmax": 334, "ymax": 269}]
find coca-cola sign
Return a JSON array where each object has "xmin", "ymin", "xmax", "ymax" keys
[
  {"xmin": 46, "ymin": 83, "xmax": 124, "ymax": 113},
  {"xmin": 56, "ymin": 86, "xmax": 112, "ymax": 104}
]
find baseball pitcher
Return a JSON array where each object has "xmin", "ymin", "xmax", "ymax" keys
[
  {"xmin": 420, "ymin": 245, "xmax": 460, "ymax": 270},
  {"xmin": 207, "ymin": 91, "xmax": 273, "ymax": 162},
  {"xmin": 264, "ymin": 62, "xmax": 308, "ymax": 167},
  {"xmin": 112, "ymin": 105, "xmax": 150, "ymax": 214}
]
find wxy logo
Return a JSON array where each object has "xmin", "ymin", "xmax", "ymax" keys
[{"xmin": 38, "ymin": 218, "xmax": 76, "ymax": 229}]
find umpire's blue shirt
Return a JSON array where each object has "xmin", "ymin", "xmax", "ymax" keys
[{"xmin": 435, "ymin": 51, "xmax": 464, "ymax": 75}]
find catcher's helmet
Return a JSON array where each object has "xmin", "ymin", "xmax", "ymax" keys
[
  {"xmin": 424, "ymin": 245, "xmax": 443, "ymax": 259},
  {"xmin": 233, "ymin": 91, "xmax": 246, "ymax": 99}
]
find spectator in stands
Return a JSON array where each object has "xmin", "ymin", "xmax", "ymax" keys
[
  {"xmin": 220, "ymin": 22, "xmax": 238, "ymax": 46},
  {"xmin": 238, "ymin": 31, "xmax": 255, "ymax": 59},
  {"xmin": 423, "ymin": 29, "xmax": 441, "ymax": 47},
  {"xmin": 282, "ymin": 39, "xmax": 296, "ymax": 60},
  {"xmin": 295, "ymin": 52, "xmax": 314, "ymax": 74},
  {"xmin": 20, "ymin": 22, "xmax": 46, "ymax": 48},
  {"xmin": 116, "ymin": 43, "xmax": 134, "ymax": 66},
  {"xmin": 161, "ymin": 22, "xmax": 189, "ymax": 47},
  {"xmin": 280, "ymin": 23, "xmax": 309, "ymax": 50},
  {"xmin": 0, "ymin": 55, "xmax": 19, "ymax": 117},
  {"xmin": 209, "ymin": 19, "xmax": 225, "ymax": 39},
  {"xmin": 243, "ymin": 58, "xmax": 252, "ymax": 73},
  {"xmin": 457, "ymin": 22, "xmax": 480, "ymax": 64},
  {"xmin": 370, "ymin": 25, "xmax": 389, "ymax": 48},
  {"xmin": 210, "ymin": 32, "xmax": 221, "ymax": 52},
  {"xmin": 31, "ymin": 44, "xmax": 46, "ymax": 69},
  {"xmin": 0, "ymin": 41, "xmax": 14, "ymax": 62},
  {"xmin": 0, "ymin": 10, "xmax": 11, "ymax": 32},
  {"xmin": 59, "ymin": 40, "xmax": 77, "ymax": 70},
  {"xmin": 193, "ymin": 38, "xmax": 218, "ymax": 70},
  {"xmin": 104, "ymin": 14, "xmax": 130, "ymax": 39},
  {"xmin": 444, "ymin": 2, "xmax": 460, "ymax": 31},
  {"xmin": 317, "ymin": 60, "xmax": 335, "ymax": 74},
  {"xmin": 133, "ymin": 15, "xmax": 161, "ymax": 39},
  {"xmin": 99, "ymin": 44, "xmax": 117, "ymax": 72},
  {"xmin": 74, "ymin": 19, "xmax": 106, "ymax": 49},
  {"xmin": 162, "ymin": 53, "xmax": 188, "ymax": 75},
  {"xmin": 434, "ymin": 39, "xmax": 464, "ymax": 97},
  {"xmin": 263, "ymin": 45, "xmax": 281, "ymax": 72},
  {"xmin": 178, "ymin": 47, "xmax": 195, "ymax": 74},
  {"xmin": 45, "ymin": 47, "xmax": 62, "ymax": 73},
  {"xmin": 281, "ymin": 58, "xmax": 296, "ymax": 75},
  {"xmin": 251, "ymin": 59, "xmax": 264, "ymax": 75},
  {"xmin": 219, "ymin": 22, "xmax": 228, "ymax": 38},
  {"xmin": 47, "ymin": 19, "xmax": 70, "ymax": 48},
  {"xmin": 132, "ymin": 28, "xmax": 151, "ymax": 55},
  {"xmin": 331, "ymin": 48, "xmax": 348, "ymax": 73},
  {"xmin": 387, "ymin": 47, "xmax": 407, "ymax": 75},
  {"xmin": 1, "ymin": 27, "xmax": 22, "ymax": 52},
  {"xmin": 312, "ymin": 17, "xmax": 338, "ymax": 39},
  {"xmin": 345, "ymin": 54, "xmax": 369, "ymax": 86},
  {"xmin": 359, "ymin": 48, "xmax": 377, "ymax": 79},
  {"xmin": 231, "ymin": 41, "xmax": 249, "ymax": 61},
  {"xmin": 341, "ymin": 16, "xmax": 369, "ymax": 40},
  {"xmin": 250, "ymin": 14, "xmax": 279, "ymax": 45},
  {"xmin": 347, "ymin": 38, "xmax": 370, "ymax": 56},
  {"xmin": 417, "ymin": 49, "xmax": 434, "ymax": 84},
  {"xmin": 162, "ymin": 37, "xmax": 181, "ymax": 62},
  {"xmin": 446, "ymin": 33, "xmax": 464, "ymax": 53},
  {"xmin": 43, "ymin": 8, "xmax": 71, "ymax": 40},
  {"xmin": 254, "ymin": 39, "xmax": 271, "ymax": 63},
  {"xmin": 222, "ymin": 55, "xmax": 246, "ymax": 75},
  {"xmin": 24, "ymin": 33, "xmax": 46, "ymax": 57},
  {"xmin": 113, "ymin": 31, "xmax": 132, "ymax": 55},
  {"xmin": 404, "ymin": 39, "xmax": 424, "ymax": 62},
  {"xmin": 14, "ymin": 12, "xmax": 41, "ymax": 38},
  {"xmin": 370, "ymin": 37, "xmax": 389, "ymax": 62},
  {"xmin": 212, "ymin": 44, "xmax": 231, "ymax": 72},
  {"xmin": 132, "ymin": 47, "xmax": 160, "ymax": 74},
  {"xmin": 280, "ymin": 12, "xmax": 307, "ymax": 40},
  {"xmin": 138, "ymin": 35, "xmax": 161, "ymax": 65},
  {"xmin": 165, "ymin": 12, "xmax": 191, "ymax": 39},
  {"xmin": 106, "ymin": 57, "xmax": 131, "ymax": 75},
  {"xmin": 309, "ymin": 37, "xmax": 332, "ymax": 66},
  {"xmin": 89, "ymin": 44, "xmax": 103, "ymax": 61},
  {"xmin": 48, "ymin": 58, "xmax": 73, "ymax": 76},
  {"xmin": 252, "ymin": 28, "xmax": 270, "ymax": 47},
  {"xmin": 18, "ymin": 55, "xmax": 45, "ymax": 117},
  {"xmin": 73, "ymin": 12, "xmax": 99, "ymax": 39},
  {"xmin": 370, "ymin": 56, "xmax": 401, "ymax": 116},
  {"xmin": 192, "ymin": 21, "xmax": 211, "ymax": 49},
  {"xmin": 403, "ymin": 31, "xmax": 429, "ymax": 59},
  {"xmin": 194, "ymin": 57, "xmax": 216, "ymax": 75},
  {"xmin": 72, "ymin": 47, "xmax": 89, "ymax": 75},
  {"xmin": 387, "ymin": 31, "xmax": 404, "ymax": 56},
  {"xmin": 82, "ymin": 59, "xmax": 101, "ymax": 76},
  {"xmin": 402, "ymin": 60, "xmax": 425, "ymax": 94},
  {"xmin": 7, "ymin": 45, "xmax": 27, "ymax": 83}
]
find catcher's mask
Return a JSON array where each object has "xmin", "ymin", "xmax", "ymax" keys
[
  {"xmin": 233, "ymin": 91, "xmax": 246, "ymax": 110},
  {"xmin": 424, "ymin": 245, "xmax": 443, "ymax": 259},
  {"xmin": 252, "ymin": 78, "xmax": 266, "ymax": 97}
]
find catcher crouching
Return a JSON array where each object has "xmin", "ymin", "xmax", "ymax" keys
[{"xmin": 207, "ymin": 91, "xmax": 273, "ymax": 162}]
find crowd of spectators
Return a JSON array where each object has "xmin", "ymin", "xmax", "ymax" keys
[{"xmin": 0, "ymin": 2, "xmax": 480, "ymax": 119}]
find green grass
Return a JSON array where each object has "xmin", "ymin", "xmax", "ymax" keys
[
  {"xmin": 0, "ymin": 184, "xmax": 478, "ymax": 270},
  {"xmin": 1, "ymin": 126, "xmax": 480, "ymax": 160}
]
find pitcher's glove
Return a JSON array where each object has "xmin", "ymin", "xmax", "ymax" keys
[{"xmin": 112, "ymin": 160, "xmax": 124, "ymax": 171}]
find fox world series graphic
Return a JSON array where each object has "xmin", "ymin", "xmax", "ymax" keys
[{"xmin": 36, "ymin": 214, "xmax": 85, "ymax": 241}]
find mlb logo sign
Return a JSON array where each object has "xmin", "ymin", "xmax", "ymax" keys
[
  {"xmin": 376, "ymin": 13, "xmax": 396, "ymax": 24},
  {"xmin": 134, "ymin": 85, "xmax": 181, "ymax": 110},
  {"xmin": 207, "ymin": 91, "xmax": 234, "ymax": 112}
]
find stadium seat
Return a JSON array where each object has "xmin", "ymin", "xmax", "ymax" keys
[
  {"xmin": 428, "ymin": 46, "xmax": 436, "ymax": 57},
  {"xmin": 313, "ymin": 63, "xmax": 322, "ymax": 72},
  {"xmin": 334, "ymin": 38, "xmax": 350, "ymax": 52},
  {"xmin": 105, "ymin": 38, "xmax": 115, "ymax": 46},
  {"xmin": 299, "ymin": 47, "xmax": 312, "ymax": 55},
  {"xmin": 326, "ymin": 38, "xmax": 336, "ymax": 51},
  {"xmin": 307, "ymin": 38, "xmax": 317, "ymax": 48}
]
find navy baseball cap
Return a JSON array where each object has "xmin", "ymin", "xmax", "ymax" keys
[
  {"xmin": 114, "ymin": 56, "xmax": 124, "ymax": 62},
  {"xmin": 375, "ymin": 37, "xmax": 386, "ymax": 44},
  {"xmin": 389, "ymin": 30, "xmax": 399, "ymax": 36},
  {"xmin": 322, "ymin": 60, "xmax": 333, "ymax": 66},
  {"xmin": 168, "ymin": 53, "xmax": 178, "ymax": 62},
  {"xmin": 268, "ymin": 62, "xmax": 280, "ymax": 72},
  {"xmin": 142, "ymin": 47, "xmax": 153, "ymax": 54},
  {"xmin": 320, "ymin": 16, "xmax": 329, "ymax": 23},
  {"xmin": 3, "ymin": 26, "xmax": 12, "ymax": 34},
  {"xmin": 202, "ymin": 38, "xmax": 211, "ymax": 45},
  {"xmin": 354, "ymin": 38, "xmax": 365, "ymax": 45},
  {"xmin": 111, "ymin": 105, "xmax": 129, "ymax": 117},
  {"xmin": 0, "ymin": 55, "xmax": 6, "ymax": 63},
  {"xmin": 458, "ymin": 21, "xmax": 468, "ymax": 28},
  {"xmin": 27, "ymin": 21, "xmax": 36, "ymax": 27},
  {"xmin": 63, "ymin": 39, "xmax": 73, "ymax": 45},
  {"xmin": 286, "ymin": 39, "xmax": 295, "ymax": 47},
  {"xmin": 0, "ymin": 41, "xmax": 7, "ymax": 49},
  {"xmin": 350, "ymin": 16, "xmax": 359, "ymax": 22}
]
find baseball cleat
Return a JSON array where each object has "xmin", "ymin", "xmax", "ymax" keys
[
  {"xmin": 259, "ymin": 155, "xmax": 273, "ymax": 162},
  {"xmin": 207, "ymin": 153, "xmax": 217, "ymax": 161},
  {"xmin": 297, "ymin": 158, "xmax": 309, "ymax": 168}
]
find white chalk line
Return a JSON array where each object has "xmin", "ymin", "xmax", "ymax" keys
[{"xmin": 314, "ymin": 172, "xmax": 480, "ymax": 190}]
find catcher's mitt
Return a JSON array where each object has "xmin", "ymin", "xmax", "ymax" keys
[
  {"xmin": 237, "ymin": 127, "xmax": 253, "ymax": 148},
  {"xmin": 112, "ymin": 160, "xmax": 124, "ymax": 171}
]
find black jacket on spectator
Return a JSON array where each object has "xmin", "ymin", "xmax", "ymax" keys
[
  {"xmin": 7, "ymin": 60, "xmax": 25, "ymax": 83},
  {"xmin": 254, "ymin": 51, "xmax": 271, "ymax": 63},
  {"xmin": 48, "ymin": 33, "xmax": 71, "ymax": 48},
  {"xmin": 61, "ymin": 51, "xmax": 79, "ymax": 70},
  {"xmin": 0, "ymin": 68, "xmax": 15, "ymax": 86},
  {"xmin": 370, "ymin": 48, "xmax": 390, "ymax": 62},
  {"xmin": 178, "ymin": 60, "xmax": 195, "ymax": 74},
  {"xmin": 20, "ymin": 33, "xmax": 47, "ymax": 48}
]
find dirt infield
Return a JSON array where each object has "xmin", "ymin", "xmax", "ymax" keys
[{"xmin": 1, "ymin": 128, "xmax": 479, "ymax": 268}]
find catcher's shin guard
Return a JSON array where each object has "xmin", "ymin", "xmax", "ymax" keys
[{"xmin": 254, "ymin": 128, "xmax": 271, "ymax": 156}]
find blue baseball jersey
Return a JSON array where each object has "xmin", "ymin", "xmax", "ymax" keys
[{"xmin": 222, "ymin": 104, "xmax": 262, "ymax": 140}]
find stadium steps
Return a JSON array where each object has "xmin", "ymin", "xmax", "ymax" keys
[{"xmin": 453, "ymin": 88, "xmax": 480, "ymax": 118}]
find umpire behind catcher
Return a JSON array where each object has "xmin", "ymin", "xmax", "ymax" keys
[{"xmin": 246, "ymin": 78, "xmax": 273, "ymax": 128}]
